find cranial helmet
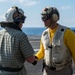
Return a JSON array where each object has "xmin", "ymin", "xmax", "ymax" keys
[
  {"xmin": 5, "ymin": 6, "xmax": 26, "ymax": 24},
  {"xmin": 41, "ymin": 7, "xmax": 60, "ymax": 21}
]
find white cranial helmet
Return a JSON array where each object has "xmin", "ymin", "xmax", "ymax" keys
[
  {"xmin": 41, "ymin": 7, "xmax": 60, "ymax": 21},
  {"xmin": 5, "ymin": 6, "xmax": 26, "ymax": 23}
]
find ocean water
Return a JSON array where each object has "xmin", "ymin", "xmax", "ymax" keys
[
  {"xmin": 0, "ymin": 27, "xmax": 75, "ymax": 36},
  {"xmin": 22, "ymin": 27, "xmax": 75, "ymax": 36},
  {"xmin": 22, "ymin": 27, "xmax": 46, "ymax": 36}
]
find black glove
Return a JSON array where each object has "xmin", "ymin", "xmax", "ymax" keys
[{"xmin": 32, "ymin": 56, "xmax": 38, "ymax": 65}]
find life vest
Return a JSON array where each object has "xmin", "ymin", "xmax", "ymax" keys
[{"xmin": 41, "ymin": 25, "xmax": 72, "ymax": 70}]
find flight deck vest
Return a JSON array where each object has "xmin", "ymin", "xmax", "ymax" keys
[{"xmin": 41, "ymin": 25, "xmax": 72, "ymax": 70}]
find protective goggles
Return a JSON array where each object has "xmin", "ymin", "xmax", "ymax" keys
[
  {"xmin": 13, "ymin": 15, "xmax": 26, "ymax": 24},
  {"xmin": 41, "ymin": 15, "xmax": 50, "ymax": 21},
  {"xmin": 20, "ymin": 15, "xmax": 26, "ymax": 23}
]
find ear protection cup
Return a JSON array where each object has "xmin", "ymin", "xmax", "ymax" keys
[
  {"xmin": 51, "ymin": 13, "xmax": 59, "ymax": 22},
  {"xmin": 49, "ymin": 7, "xmax": 59, "ymax": 22},
  {"xmin": 13, "ymin": 17, "xmax": 21, "ymax": 25}
]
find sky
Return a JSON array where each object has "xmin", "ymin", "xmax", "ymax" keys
[{"xmin": 0, "ymin": 0, "xmax": 75, "ymax": 28}]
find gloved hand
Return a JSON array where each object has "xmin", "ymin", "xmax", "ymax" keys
[
  {"xmin": 32, "ymin": 56, "xmax": 38, "ymax": 65},
  {"xmin": 32, "ymin": 60, "xmax": 37, "ymax": 65}
]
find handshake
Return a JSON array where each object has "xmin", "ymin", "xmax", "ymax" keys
[{"xmin": 32, "ymin": 56, "xmax": 38, "ymax": 66}]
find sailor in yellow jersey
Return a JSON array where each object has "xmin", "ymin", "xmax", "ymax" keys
[{"xmin": 35, "ymin": 6, "xmax": 75, "ymax": 75}]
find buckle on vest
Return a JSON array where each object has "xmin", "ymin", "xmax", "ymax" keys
[{"xmin": 46, "ymin": 66, "xmax": 56, "ymax": 71}]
